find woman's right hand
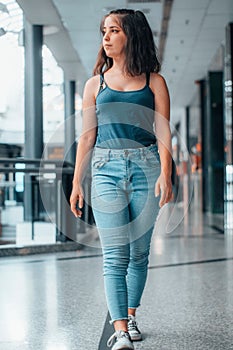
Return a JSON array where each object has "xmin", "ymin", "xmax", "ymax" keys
[{"xmin": 70, "ymin": 184, "xmax": 84, "ymax": 218}]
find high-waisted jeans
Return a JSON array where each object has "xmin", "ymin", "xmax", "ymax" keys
[{"xmin": 91, "ymin": 144, "xmax": 161, "ymax": 323}]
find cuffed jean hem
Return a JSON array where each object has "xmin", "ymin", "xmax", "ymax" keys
[
  {"xmin": 128, "ymin": 305, "xmax": 139, "ymax": 309},
  {"xmin": 109, "ymin": 317, "xmax": 129, "ymax": 325}
]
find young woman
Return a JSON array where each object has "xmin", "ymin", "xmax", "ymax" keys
[{"xmin": 70, "ymin": 9, "xmax": 173, "ymax": 350}]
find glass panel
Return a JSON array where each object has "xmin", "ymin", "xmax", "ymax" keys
[{"xmin": 224, "ymin": 23, "xmax": 233, "ymax": 232}]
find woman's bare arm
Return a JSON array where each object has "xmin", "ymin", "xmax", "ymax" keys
[
  {"xmin": 70, "ymin": 76, "xmax": 98, "ymax": 217},
  {"xmin": 150, "ymin": 73, "xmax": 173, "ymax": 207}
]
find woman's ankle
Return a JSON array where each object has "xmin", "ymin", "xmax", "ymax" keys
[
  {"xmin": 128, "ymin": 308, "xmax": 136, "ymax": 317},
  {"xmin": 114, "ymin": 319, "xmax": 128, "ymax": 332}
]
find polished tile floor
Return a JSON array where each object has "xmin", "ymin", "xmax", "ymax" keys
[{"xmin": 0, "ymin": 201, "xmax": 232, "ymax": 350}]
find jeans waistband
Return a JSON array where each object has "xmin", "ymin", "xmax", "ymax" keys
[{"xmin": 93, "ymin": 143, "xmax": 158, "ymax": 159}]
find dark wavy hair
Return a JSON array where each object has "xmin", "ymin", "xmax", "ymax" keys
[{"xmin": 93, "ymin": 9, "xmax": 161, "ymax": 76}]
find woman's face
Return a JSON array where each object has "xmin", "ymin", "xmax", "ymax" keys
[{"xmin": 102, "ymin": 15, "xmax": 127, "ymax": 59}]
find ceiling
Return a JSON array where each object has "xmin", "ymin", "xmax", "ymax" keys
[{"xmin": 16, "ymin": 0, "xmax": 233, "ymax": 122}]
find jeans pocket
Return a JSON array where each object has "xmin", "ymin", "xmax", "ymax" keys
[
  {"xmin": 145, "ymin": 152, "xmax": 160, "ymax": 166},
  {"xmin": 92, "ymin": 156, "xmax": 109, "ymax": 170}
]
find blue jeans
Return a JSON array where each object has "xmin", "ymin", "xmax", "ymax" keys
[{"xmin": 91, "ymin": 144, "xmax": 161, "ymax": 323}]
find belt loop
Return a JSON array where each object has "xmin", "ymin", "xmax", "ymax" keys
[
  {"xmin": 140, "ymin": 147, "xmax": 145, "ymax": 160},
  {"xmin": 107, "ymin": 149, "xmax": 111, "ymax": 161}
]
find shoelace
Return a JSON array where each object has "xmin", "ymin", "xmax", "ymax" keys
[
  {"xmin": 128, "ymin": 316, "xmax": 138, "ymax": 332},
  {"xmin": 128, "ymin": 319, "xmax": 137, "ymax": 331},
  {"xmin": 107, "ymin": 330, "xmax": 129, "ymax": 347}
]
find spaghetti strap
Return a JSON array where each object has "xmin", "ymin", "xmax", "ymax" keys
[
  {"xmin": 100, "ymin": 73, "xmax": 104, "ymax": 90},
  {"xmin": 146, "ymin": 72, "xmax": 150, "ymax": 86},
  {"xmin": 97, "ymin": 73, "xmax": 106, "ymax": 95}
]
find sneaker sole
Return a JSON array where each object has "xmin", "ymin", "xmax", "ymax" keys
[
  {"xmin": 128, "ymin": 333, "xmax": 142, "ymax": 341},
  {"xmin": 131, "ymin": 336, "xmax": 142, "ymax": 341},
  {"xmin": 113, "ymin": 347, "xmax": 134, "ymax": 350},
  {"xmin": 112, "ymin": 345, "xmax": 134, "ymax": 350}
]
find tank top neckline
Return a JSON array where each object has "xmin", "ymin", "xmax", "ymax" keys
[
  {"xmin": 98, "ymin": 72, "xmax": 152, "ymax": 95},
  {"xmin": 101, "ymin": 83, "xmax": 149, "ymax": 94}
]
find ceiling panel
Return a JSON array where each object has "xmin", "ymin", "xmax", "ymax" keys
[
  {"xmin": 203, "ymin": 14, "xmax": 233, "ymax": 29},
  {"xmin": 208, "ymin": 0, "xmax": 233, "ymax": 15},
  {"xmin": 170, "ymin": 8, "xmax": 204, "ymax": 22},
  {"xmin": 173, "ymin": 0, "xmax": 210, "ymax": 10},
  {"xmin": 166, "ymin": 39, "xmax": 197, "ymax": 51},
  {"xmin": 168, "ymin": 25, "xmax": 200, "ymax": 37}
]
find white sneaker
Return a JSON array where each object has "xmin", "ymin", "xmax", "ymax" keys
[
  {"xmin": 128, "ymin": 315, "xmax": 142, "ymax": 341},
  {"xmin": 107, "ymin": 330, "xmax": 134, "ymax": 350}
]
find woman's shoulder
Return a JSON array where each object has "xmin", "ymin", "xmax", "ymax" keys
[
  {"xmin": 149, "ymin": 72, "xmax": 169, "ymax": 95},
  {"xmin": 150, "ymin": 72, "xmax": 167, "ymax": 88},
  {"xmin": 84, "ymin": 75, "xmax": 101, "ymax": 90},
  {"xmin": 83, "ymin": 75, "xmax": 102, "ymax": 99}
]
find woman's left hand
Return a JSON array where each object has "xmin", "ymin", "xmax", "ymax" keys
[{"xmin": 155, "ymin": 173, "xmax": 173, "ymax": 208}]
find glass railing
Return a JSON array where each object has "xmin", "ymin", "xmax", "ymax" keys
[
  {"xmin": 0, "ymin": 158, "xmax": 94, "ymax": 248},
  {"xmin": 225, "ymin": 164, "xmax": 233, "ymax": 232}
]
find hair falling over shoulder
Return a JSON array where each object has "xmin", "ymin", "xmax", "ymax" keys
[{"xmin": 93, "ymin": 9, "xmax": 161, "ymax": 76}]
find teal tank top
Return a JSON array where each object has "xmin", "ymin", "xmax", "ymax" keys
[{"xmin": 95, "ymin": 73, "xmax": 156, "ymax": 149}]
